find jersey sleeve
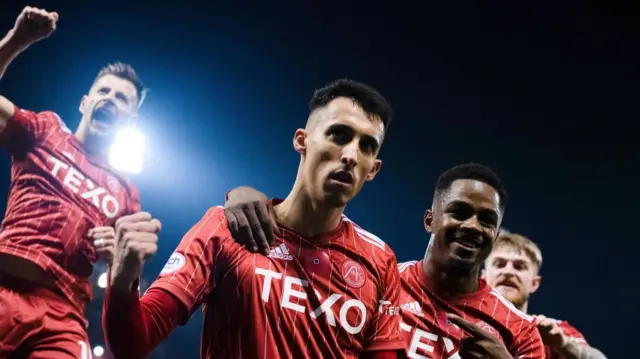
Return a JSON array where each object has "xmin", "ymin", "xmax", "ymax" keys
[
  {"xmin": 557, "ymin": 320, "xmax": 587, "ymax": 345},
  {"xmin": 364, "ymin": 253, "xmax": 406, "ymax": 352},
  {"xmin": 0, "ymin": 106, "xmax": 65, "ymax": 151},
  {"xmin": 511, "ymin": 320, "xmax": 546, "ymax": 359},
  {"xmin": 147, "ymin": 206, "xmax": 231, "ymax": 322}
]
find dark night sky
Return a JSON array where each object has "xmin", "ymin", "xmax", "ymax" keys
[{"xmin": 0, "ymin": 1, "xmax": 636, "ymax": 358}]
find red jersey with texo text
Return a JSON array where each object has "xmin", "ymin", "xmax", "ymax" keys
[
  {"xmin": 149, "ymin": 204, "xmax": 405, "ymax": 359},
  {"xmin": 0, "ymin": 107, "xmax": 140, "ymax": 312},
  {"xmin": 398, "ymin": 260, "xmax": 545, "ymax": 359}
]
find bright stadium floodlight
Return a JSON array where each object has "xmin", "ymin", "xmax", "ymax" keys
[
  {"xmin": 93, "ymin": 345, "xmax": 104, "ymax": 357},
  {"xmin": 97, "ymin": 272, "xmax": 107, "ymax": 289},
  {"xmin": 109, "ymin": 127, "xmax": 146, "ymax": 174}
]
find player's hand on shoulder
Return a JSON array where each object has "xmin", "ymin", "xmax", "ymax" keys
[
  {"xmin": 447, "ymin": 314, "xmax": 512, "ymax": 359},
  {"xmin": 12, "ymin": 7, "xmax": 58, "ymax": 46},
  {"xmin": 90, "ymin": 226, "xmax": 117, "ymax": 266},
  {"xmin": 533, "ymin": 314, "xmax": 567, "ymax": 349},
  {"xmin": 224, "ymin": 186, "xmax": 278, "ymax": 255},
  {"xmin": 110, "ymin": 212, "xmax": 161, "ymax": 291}
]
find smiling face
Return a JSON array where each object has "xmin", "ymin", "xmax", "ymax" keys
[{"xmin": 425, "ymin": 179, "xmax": 503, "ymax": 273}]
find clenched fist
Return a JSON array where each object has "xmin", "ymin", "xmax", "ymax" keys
[
  {"xmin": 90, "ymin": 226, "xmax": 117, "ymax": 266},
  {"xmin": 12, "ymin": 7, "xmax": 58, "ymax": 45},
  {"xmin": 110, "ymin": 212, "xmax": 161, "ymax": 292}
]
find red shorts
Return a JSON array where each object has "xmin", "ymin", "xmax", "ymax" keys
[{"xmin": 0, "ymin": 275, "xmax": 92, "ymax": 359}]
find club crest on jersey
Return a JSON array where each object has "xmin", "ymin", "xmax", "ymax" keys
[
  {"xmin": 341, "ymin": 260, "xmax": 365, "ymax": 288},
  {"xmin": 475, "ymin": 320, "xmax": 502, "ymax": 340},
  {"xmin": 160, "ymin": 253, "xmax": 186, "ymax": 274}
]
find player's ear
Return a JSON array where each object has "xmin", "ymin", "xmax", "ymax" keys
[
  {"xmin": 531, "ymin": 274, "xmax": 541, "ymax": 293},
  {"xmin": 79, "ymin": 95, "xmax": 88, "ymax": 115},
  {"xmin": 365, "ymin": 159, "xmax": 382, "ymax": 181},
  {"xmin": 293, "ymin": 129, "xmax": 307, "ymax": 155},
  {"xmin": 423, "ymin": 209, "xmax": 434, "ymax": 233}
]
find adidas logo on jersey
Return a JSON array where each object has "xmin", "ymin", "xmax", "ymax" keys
[
  {"xmin": 401, "ymin": 301, "xmax": 423, "ymax": 317},
  {"xmin": 269, "ymin": 243, "xmax": 293, "ymax": 261}
]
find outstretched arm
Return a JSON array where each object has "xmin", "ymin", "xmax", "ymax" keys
[
  {"xmin": 102, "ymin": 212, "xmax": 174, "ymax": 359},
  {"xmin": 0, "ymin": 7, "xmax": 57, "ymax": 128},
  {"xmin": 104, "ymin": 207, "xmax": 226, "ymax": 358}
]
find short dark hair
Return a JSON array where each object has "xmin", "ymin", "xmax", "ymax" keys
[
  {"xmin": 94, "ymin": 62, "xmax": 147, "ymax": 107},
  {"xmin": 435, "ymin": 163, "xmax": 508, "ymax": 210},
  {"xmin": 309, "ymin": 79, "xmax": 393, "ymax": 130}
]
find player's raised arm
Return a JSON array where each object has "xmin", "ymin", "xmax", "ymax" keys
[
  {"xmin": 103, "ymin": 207, "xmax": 227, "ymax": 359},
  {"xmin": 0, "ymin": 7, "xmax": 57, "ymax": 128},
  {"xmin": 102, "ymin": 211, "xmax": 170, "ymax": 359}
]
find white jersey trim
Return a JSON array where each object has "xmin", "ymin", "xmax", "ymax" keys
[
  {"xmin": 398, "ymin": 260, "xmax": 418, "ymax": 273},
  {"xmin": 343, "ymin": 216, "xmax": 387, "ymax": 251},
  {"xmin": 490, "ymin": 289, "xmax": 534, "ymax": 322}
]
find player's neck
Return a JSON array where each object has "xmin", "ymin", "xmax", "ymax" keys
[
  {"xmin": 423, "ymin": 247, "xmax": 481, "ymax": 297},
  {"xmin": 276, "ymin": 184, "xmax": 344, "ymax": 239},
  {"xmin": 518, "ymin": 301, "xmax": 529, "ymax": 313},
  {"xmin": 74, "ymin": 128, "xmax": 107, "ymax": 155}
]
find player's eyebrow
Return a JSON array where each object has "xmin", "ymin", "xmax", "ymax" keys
[
  {"xmin": 327, "ymin": 123, "xmax": 381, "ymax": 150},
  {"xmin": 446, "ymin": 200, "xmax": 499, "ymax": 221}
]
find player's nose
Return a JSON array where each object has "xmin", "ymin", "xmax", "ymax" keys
[
  {"xmin": 460, "ymin": 215, "xmax": 482, "ymax": 232},
  {"xmin": 341, "ymin": 142, "xmax": 358, "ymax": 168},
  {"xmin": 502, "ymin": 265, "xmax": 517, "ymax": 275}
]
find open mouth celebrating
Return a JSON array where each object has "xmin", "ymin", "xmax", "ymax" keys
[{"xmin": 92, "ymin": 101, "xmax": 118, "ymax": 129}]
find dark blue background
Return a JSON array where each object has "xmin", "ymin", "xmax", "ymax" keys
[{"xmin": 0, "ymin": 1, "xmax": 636, "ymax": 357}]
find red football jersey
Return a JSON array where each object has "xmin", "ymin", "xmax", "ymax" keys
[
  {"xmin": 398, "ymin": 260, "xmax": 545, "ymax": 359},
  {"xmin": 149, "ymin": 205, "xmax": 405, "ymax": 359},
  {"xmin": 544, "ymin": 319, "xmax": 587, "ymax": 359},
  {"xmin": 0, "ymin": 107, "xmax": 140, "ymax": 311}
]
